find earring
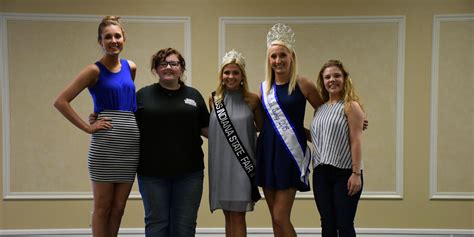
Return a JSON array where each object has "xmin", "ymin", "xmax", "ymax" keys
[
  {"xmin": 222, "ymin": 82, "xmax": 225, "ymax": 86},
  {"xmin": 240, "ymin": 81, "xmax": 244, "ymax": 86}
]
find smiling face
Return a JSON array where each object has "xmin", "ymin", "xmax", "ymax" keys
[
  {"xmin": 221, "ymin": 63, "xmax": 244, "ymax": 91},
  {"xmin": 99, "ymin": 25, "xmax": 124, "ymax": 56},
  {"xmin": 268, "ymin": 44, "xmax": 292, "ymax": 77},
  {"xmin": 156, "ymin": 54, "xmax": 183, "ymax": 83},
  {"xmin": 322, "ymin": 66, "xmax": 345, "ymax": 98}
]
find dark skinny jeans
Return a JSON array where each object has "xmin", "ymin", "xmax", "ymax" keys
[{"xmin": 313, "ymin": 164, "xmax": 363, "ymax": 237}]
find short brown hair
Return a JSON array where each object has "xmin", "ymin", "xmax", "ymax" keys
[{"xmin": 151, "ymin": 48, "xmax": 187, "ymax": 83}]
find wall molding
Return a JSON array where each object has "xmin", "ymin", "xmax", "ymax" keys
[
  {"xmin": 219, "ymin": 16, "xmax": 405, "ymax": 200},
  {"xmin": 0, "ymin": 227, "xmax": 472, "ymax": 236},
  {"xmin": 429, "ymin": 14, "xmax": 474, "ymax": 200},
  {"xmin": 0, "ymin": 13, "xmax": 191, "ymax": 200}
]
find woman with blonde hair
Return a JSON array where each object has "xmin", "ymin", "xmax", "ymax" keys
[
  {"xmin": 311, "ymin": 59, "xmax": 365, "ymax": 236},
  {"xmin": 208, "ymin": 49, "xmax": 263, "ymax": 237},
  {"xmin": 256, "ymin": 23, "xmax": 323, "ymax": 237}
]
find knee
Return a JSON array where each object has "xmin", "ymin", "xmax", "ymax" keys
[
  {"xmin": 271, "ymin": 212, "xmax": 290, "ymax": 228},
  {"xmin": 109, "ymin": 197, "xmax": 127, "ymax": 216},
  {"xmin": 229, "ymin": 212, "xmax": 246, "ymax": 225},
  {"xmin": 93, "ymin": 204, "xmax": 112, "ymax": 218},
  {"xmin": 110, "ymin": 204, "xmax": 125, "ymax": 218},
  {"xmin": 321, "ymin": 214, "xmax": 336, "ymax": 224}
]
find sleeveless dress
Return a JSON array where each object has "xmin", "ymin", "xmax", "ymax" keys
[
  {"xmin": 208, "ymin": 90, "xmax": 256, "ymax": 212},
  {"xmin": 256, "ymin": 82, "xmax": 310, "ymax": 191},
  {"xmin": 87, "ymin": 59, "xmax": 140, "ymax": 183}
]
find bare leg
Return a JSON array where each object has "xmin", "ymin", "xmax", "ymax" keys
[
  {"xmin": 224, "ymin": 210, "xmax": 232, "ymax": 237},
  {"xmin": 228, "ymin": 211, "xmax": 247, "ymax": 237},
  {"xmin": 108, "ymin": 183, "xmax": 133, "ymax": 237},
  {"xmin": 263, "ymin": 188, "xmax": 297, "ymax": 237},
  {"xmin": 92, "ymin": 182, "xmax": 114, "ymax": 237},
  {"xmin": 263, "ymin": 188, "xmax": 277, "ymax": 235}
]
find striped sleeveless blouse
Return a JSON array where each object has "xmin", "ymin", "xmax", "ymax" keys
[{"xmin": 311, "ymin": 100, "xmax": 352, "ymax": 169}]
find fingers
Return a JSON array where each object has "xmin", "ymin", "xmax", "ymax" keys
[
  {"xmin": 350, "ymin": 185, "xmax": 361, "ymax": 196},
  {"xmin": 99, "ymin": 117, "xmax": 112, "ymax": 129},
  {"xmin": 88, "ymin": 117, "xmax": 96, "ymax": 125},
  {"xmin": 363, "ymin": 119, "xmax": 369, "ymax": 130},
  {"xmin": 89, "ymin": 115, "xmax": 112, "ymax": 126},
  {"xmin": 348, "ymin": 185, "xmax": 356, "ymax": 196},
  {"xmin": 90, "ymin": 119, "xmax": 112, "ymax": 133},
  {"xmin": 99, "ymin": 119, "xmax": 112, "ymax": 129},
  {"xmin": 88, "ymin": 113, "xmax": 98, "ymax": 124},
  {"xmin": 100, "ymin": 116, "xmax": 112, "ymax": 121},
  {"xmin": 347, "ymin": 179, "xmax": 362, "ymax": 196},
  {"xmin": 103, "ymin": 121, "xmax": 112, "ymax": 129}
]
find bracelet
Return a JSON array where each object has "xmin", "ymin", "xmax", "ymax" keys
[{"xmin": 352, "ymin": 171, "xmax": 361, "ymax": 176}]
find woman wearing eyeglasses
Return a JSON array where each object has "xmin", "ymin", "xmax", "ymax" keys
[{"xmin": 135, "ymin": 47, "xmax": 210, "ymax": 237}]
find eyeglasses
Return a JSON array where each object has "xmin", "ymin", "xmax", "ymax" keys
[{"xmin": 158, "ymin": 61, "xmax": 181, "ymax": 68}]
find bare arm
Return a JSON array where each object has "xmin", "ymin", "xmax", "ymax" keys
[
  {"xmin": 208, "ymin": 95, "xmax": 214, "ymax": 113},
  {"xmin": 248, "ymin": 92, "xmax": 263, "ymax": 132},
  {"xmin": 304, "ymin": 128, "xmax": 312, "ymax": 143},
  {"xmin": 345, "ymin": 100, "xmax": 365, "ymax": 196},
  {"xmin": 53, "ymin": 64, "xmax": 108, "ymax": 134},
  {"xmin": 201, "ymin": 94, "xmax": 214, "ymax": 139},
  {"xmin": 297, "ymin": 76, "xmax": 323, "ymax": 110},
  {"xmin": 128, "ymin": 60, "xmax": 137, "ymax": 81},
  {"xmin": 201, "ymin": 127, "xmax": 209, "ymax": 138}
]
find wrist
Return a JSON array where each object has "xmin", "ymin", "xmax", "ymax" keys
[
  {"xmin": 352, "ymin": 171, "xmax": 361, "ymax": 176},
  {"xmin": 85, "ymin": 125, "xmax": 94, "ymax": 134}
]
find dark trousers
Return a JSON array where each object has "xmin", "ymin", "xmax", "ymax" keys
[{"xmin": 313, "ymin": 165, "xmax": 363, "ymax": 237}]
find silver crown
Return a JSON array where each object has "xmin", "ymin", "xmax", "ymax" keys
[
  {"xmin": 222, "ymin": 49, "xmax": 246, "ymax": 68},
  {"xmin": 266, "ymin": 23, "xmax": 295, "ymax": 50}
]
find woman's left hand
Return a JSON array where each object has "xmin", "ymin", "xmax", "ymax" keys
[{"xmin": 347, "ymin": 173, "xmax": 362, "ymax": 196}]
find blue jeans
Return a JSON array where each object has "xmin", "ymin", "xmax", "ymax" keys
[
  {"xmin": 313, "ymin": 165, "xmax": 363, "ymax": 237},
  {"xmin": 138, "ymin": 170, "xmax": 204, "ymax": 237}
]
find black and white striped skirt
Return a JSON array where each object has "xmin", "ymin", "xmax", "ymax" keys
[{"xmin": 88, "ymin": 110, "xmax": 140, "ymax": 183}]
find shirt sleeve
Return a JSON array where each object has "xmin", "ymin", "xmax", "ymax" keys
[
  {"xmin": 134, "ymin": 88, "xmax": 145, "ymax": 126},
  {"xmin": 195, "ymin": 90, "xmax": 210, "ymax": 128}
]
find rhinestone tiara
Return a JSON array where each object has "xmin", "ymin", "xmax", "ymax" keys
[
  {"xmin": 221, "ymin": 49, "xmax": 246, "ymax": 68},
  {"xmin": 266, "ymin": 23, "xmax": 295, "ymax": 51}
]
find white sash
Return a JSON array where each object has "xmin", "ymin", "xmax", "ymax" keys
[{"xmin": 260, "ymin": 82, "xmax": 310, "ymax": 184}]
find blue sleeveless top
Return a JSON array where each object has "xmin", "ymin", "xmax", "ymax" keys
[{"xmin": 88, "ymin": 59, "xmax": 137, "ymax": 113}]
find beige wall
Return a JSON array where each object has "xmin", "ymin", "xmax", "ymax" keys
[{"xmin": 0, "ymin": 0, "xmax": 473, "ymax": 230}]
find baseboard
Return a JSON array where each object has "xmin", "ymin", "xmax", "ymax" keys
[{"xmin": 0, "ymin": 228, "xmax": 472, "ymax": 236}]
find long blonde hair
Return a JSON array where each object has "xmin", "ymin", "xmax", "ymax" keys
[
  {"xmin": 316, "ymin": 59, "xmax": 364, "ymax": 111},
  {"xmin": 264, "ymin": 41, "xmax": 298, "ymax": 95}
]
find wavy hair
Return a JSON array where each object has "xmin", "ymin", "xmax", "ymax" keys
[{"xmin": 316, "ymin": 59, "xmax": 364, "ymax": 111}]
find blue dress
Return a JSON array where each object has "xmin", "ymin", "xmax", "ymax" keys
[
  {"xmin": 256, "ymin": 82, "xmax": 310, "ymax": 191},
  {"xmin": 87, "ymin": 59, "xmax": 139, "ymax": 182}
]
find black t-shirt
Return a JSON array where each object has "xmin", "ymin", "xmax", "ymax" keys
[{"xmin": 135, "ymin": 83, "xmax": 210, "ymax": 178}]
